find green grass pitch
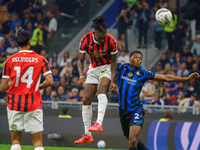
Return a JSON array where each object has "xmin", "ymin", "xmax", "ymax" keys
[{"xmin": 0, "ymin": 145, "xmax": 123, "ymax": 150}]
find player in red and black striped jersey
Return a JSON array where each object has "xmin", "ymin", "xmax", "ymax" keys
[
  {"xmin": 79, "ymin": 31, "xmax": 117, "ymax": 67},
  {"xmin": 1, "ymin": 31, "xmax": 53, "ymax": 150},
  {"xmin": 75, "ymin": 16, "xmax": 118, "ymax": 144}
]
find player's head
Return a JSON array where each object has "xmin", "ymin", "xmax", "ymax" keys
[
  {"xmin": 62, "ymin": 107, "xmax": 69, "ymax": 115},
  {"xmin": 129, "ymin": 51, "xmax": 143, "ymax": 69},
  {"xmin": 15, "ymin": 31, "xmax": 31, "ymax": 50},
  {"xmin": 37, "ymin": 21, "xmax": 43, "ymax": 29},
  {"xmin": 163, "ymin": 110, "xmax": 174, "ymax": 120},
  {"xmin": 93, "ymin": 16, "xmax": 107, "ymax": 43}
]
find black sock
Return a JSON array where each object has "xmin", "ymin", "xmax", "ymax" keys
[
  {"xmin": 129, "ymin": 147, "xmax": 137, "ymax": 150},
  {"xmin": 137, "ymin": 139, "xmax": 148, "ymax": 150}
]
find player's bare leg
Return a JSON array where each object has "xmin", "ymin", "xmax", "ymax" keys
[
  {"xmin": 126, "ymin": 133, "xmax": 148, "ymax": 150},
  {"xmin": 128, "ymin": 125, "xmax": 142, "ymax": 150},
  {"xmin": 11, "ymin": 131, "xmax": 22, "ymax": 150},
  {"xmin": 89, "ymin": 77, "xmax": 110, "ymax": 132},
  {"xmin": 31, "ymin": 131, "xmax": 44, "ymax": 150},
  {"xmin": 75, "ymin": 84, "xmax": 97, "ymax": 144}
]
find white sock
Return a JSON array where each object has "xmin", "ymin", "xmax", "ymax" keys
[
  {"xmin": 34, "ymin": 147, "xmax": 44, "ymax": 150},
  {"xmin": 97, "ymin": 94, "xmax": 108, "ymax": 126},
  {"xmin": 11, "ymin": 144, "xmax": 21, "ymax": 150},
  {"xmin": 82, "ymin": 105, "xmax": 92, "ymax": 136}
]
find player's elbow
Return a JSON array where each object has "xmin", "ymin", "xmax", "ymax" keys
[
  {"xmin": 49, "ymin": 79, "xmax": 54, "ymax": 86},
  {"xmin": 46, "ymin": 78, "xmax": 53, "ymax": 87},
  {"xmin": 1, "ymin": 85, "xmax": 9, "ymax": 92},
  {"xmin": 45, "ymin": 74, "xmax": 53, "ymax": 87}
]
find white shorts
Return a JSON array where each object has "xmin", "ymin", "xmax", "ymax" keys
[
  {"xmin": 7, "ymin": 107, "xmax": 43, "ymax": 134},
  {"xmin": 85, "ymin": 64, "xmax": 111, "ymax": 84}
]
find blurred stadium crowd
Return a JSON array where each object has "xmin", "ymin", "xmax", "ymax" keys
[{"xmin": 0, "ymin": 0, "xmax": 200, "ymax": 112}]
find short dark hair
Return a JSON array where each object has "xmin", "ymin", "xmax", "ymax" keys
[
  {"xmin": 62, "ymin": 107, "xmax": 69, "ymax": 115},
  {"xmin": 163, "ymin": 110, "xmax": 174, "ymax": 119},
  {"xmin": 15, "ymin": 31, "xmax": 31, "ymax": 47},
  {"xmin": 93, "ymin": 16, "xmax": 107, "ymax": 32},
  {"xmin": 130, "ymin": 50, "xmax": 143, "ymax": 58}
]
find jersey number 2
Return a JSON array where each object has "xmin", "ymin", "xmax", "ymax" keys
[
  {"xmin": 14, "ymin": 66, "xmax": 33, "ymax": 88},
  {"xmin": 134, "ymin": 113, "xmax": 139, "ymax": 119}
]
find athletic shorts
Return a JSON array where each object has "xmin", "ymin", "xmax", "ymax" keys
[
  {"xmin": 119, "ymin": 108, "xmax": 144, "ymax": 137},
  {"xmin": 7, "ymin": 107, "xmax": 43, "ymax": 134},
  {"xmin": 85, "ymin": 64, "xmax": 111, "ymax": 84}
]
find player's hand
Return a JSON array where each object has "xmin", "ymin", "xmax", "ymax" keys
[
  {"xmin": 78, "ymin": 75, "xmax": 85, "ymax": 87},
  {"xmin": 110, "ymin": 82, "xmax": 118, "ymax": 92},
  {"xmin": 187, "ymin": 72, "xmax": 200, "ymax": 82},
  {"xmin": 8, "ymin": 79, "xmax": 12, "ymax": 87}
]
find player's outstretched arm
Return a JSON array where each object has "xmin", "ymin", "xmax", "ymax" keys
[
  {"xmin": 1, "ymin": 78, "xmax": 9, "ymax": 91},
  {"xmin": 40, "ymin": 73, "xmax": 53, "ymax": 89},
  {"xmin": 153, "ymin": 72, "xmax": 200, "ymax": 82}
]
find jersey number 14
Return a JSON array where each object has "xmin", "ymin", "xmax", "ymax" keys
[{"xmin": 14, "ymin": 66, "xmax": 33, "ymax": 88}]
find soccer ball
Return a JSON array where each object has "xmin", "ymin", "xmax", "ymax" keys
[
  {"xmin": 155, "ymin": 8, "xmax": 172, "ymax": 25},
  {"xmin": 97, "ymin": 140, "xmax": 106, "ymax": 148}
]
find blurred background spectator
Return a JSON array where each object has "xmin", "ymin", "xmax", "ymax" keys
[
  {"xmin": 117, "ymin": 49, "xmax": 129, "ymax": 64},
  {"xmin": 66, "ymin": 88, "xmax": 81, "ymax": 103},
  {"xmin": 136, "ymin": 1, "xmax": 151, "ymax": 49},
  {"xmin": 178, "ymin": 93, "xmax": 199, "ymax": 113},
  {"xmin": 58, "ymin": 107, "xmax": 72, "ymax": 118},
  {"xmin": 116, "ymin": 6, "xmax": 130, "ymax": 52},
  {"xmin": 46, "ymin": 10, "xmax": 57, "ymax": 40},
  {"xmin": 159, "ymin": 109, "xmax": 174, "ymax": 122}
]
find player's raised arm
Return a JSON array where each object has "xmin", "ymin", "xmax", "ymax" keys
[{"xmin": 153, "ymin": 72, "xmax": 200, "ymax": 82}]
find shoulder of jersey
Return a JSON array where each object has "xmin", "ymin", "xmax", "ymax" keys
[{"xmin": 6, "ymin": 51, "xmax": 19, "ymax": 61}]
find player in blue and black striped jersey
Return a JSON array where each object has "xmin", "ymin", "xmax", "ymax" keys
[{"xmin": 110, "ymin": 51, "xmax": 199, "ymax": 150}]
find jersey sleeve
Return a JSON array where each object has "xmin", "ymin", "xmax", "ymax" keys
[
  {"xmin": 144, "ymin": 70, "xmax": 155, "ymax": 81},
  {"xmin": 110, "ymin": 38, "xmax": 118, "ymax": 55},
  {"xmin": 41, "ymin": 58, "xmax": 52, "ymax": 76},
  {"xmin": 79, "ymin": 36, "xmax": 87, "ymax": 54},
  {"xmin": 2, "ymin": 61, "xmax": 10, "ymax": 79}
]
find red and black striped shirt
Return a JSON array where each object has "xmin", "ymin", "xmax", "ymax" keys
[
  {"xmin": 2, "ymin": 50, "xmax": 52, "ymax": 112},
  {"xmin": 79, "ymin": 31, "xmax": 118, "ymax": 68}
]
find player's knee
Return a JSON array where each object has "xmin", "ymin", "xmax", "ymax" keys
[
  {"xmin": 97, "ymin": 87, "xmax": 107, "ymax": 94},
  {"xmin": 129, "ymin": 136, "xmax": 138, "ymax": 146},
  {"xmin": 82, "ymin": 96, "xmax": 92, "ymax": 105}
]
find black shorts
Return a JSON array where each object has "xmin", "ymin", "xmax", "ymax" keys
[{"xmin": 119, "ymin": 108, "xmax": 145, "ymax": 137}]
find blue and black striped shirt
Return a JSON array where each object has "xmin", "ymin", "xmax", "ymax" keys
[{"xmin": 117, "ymin": 63, "xmax": 155, "ymax": 111}]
